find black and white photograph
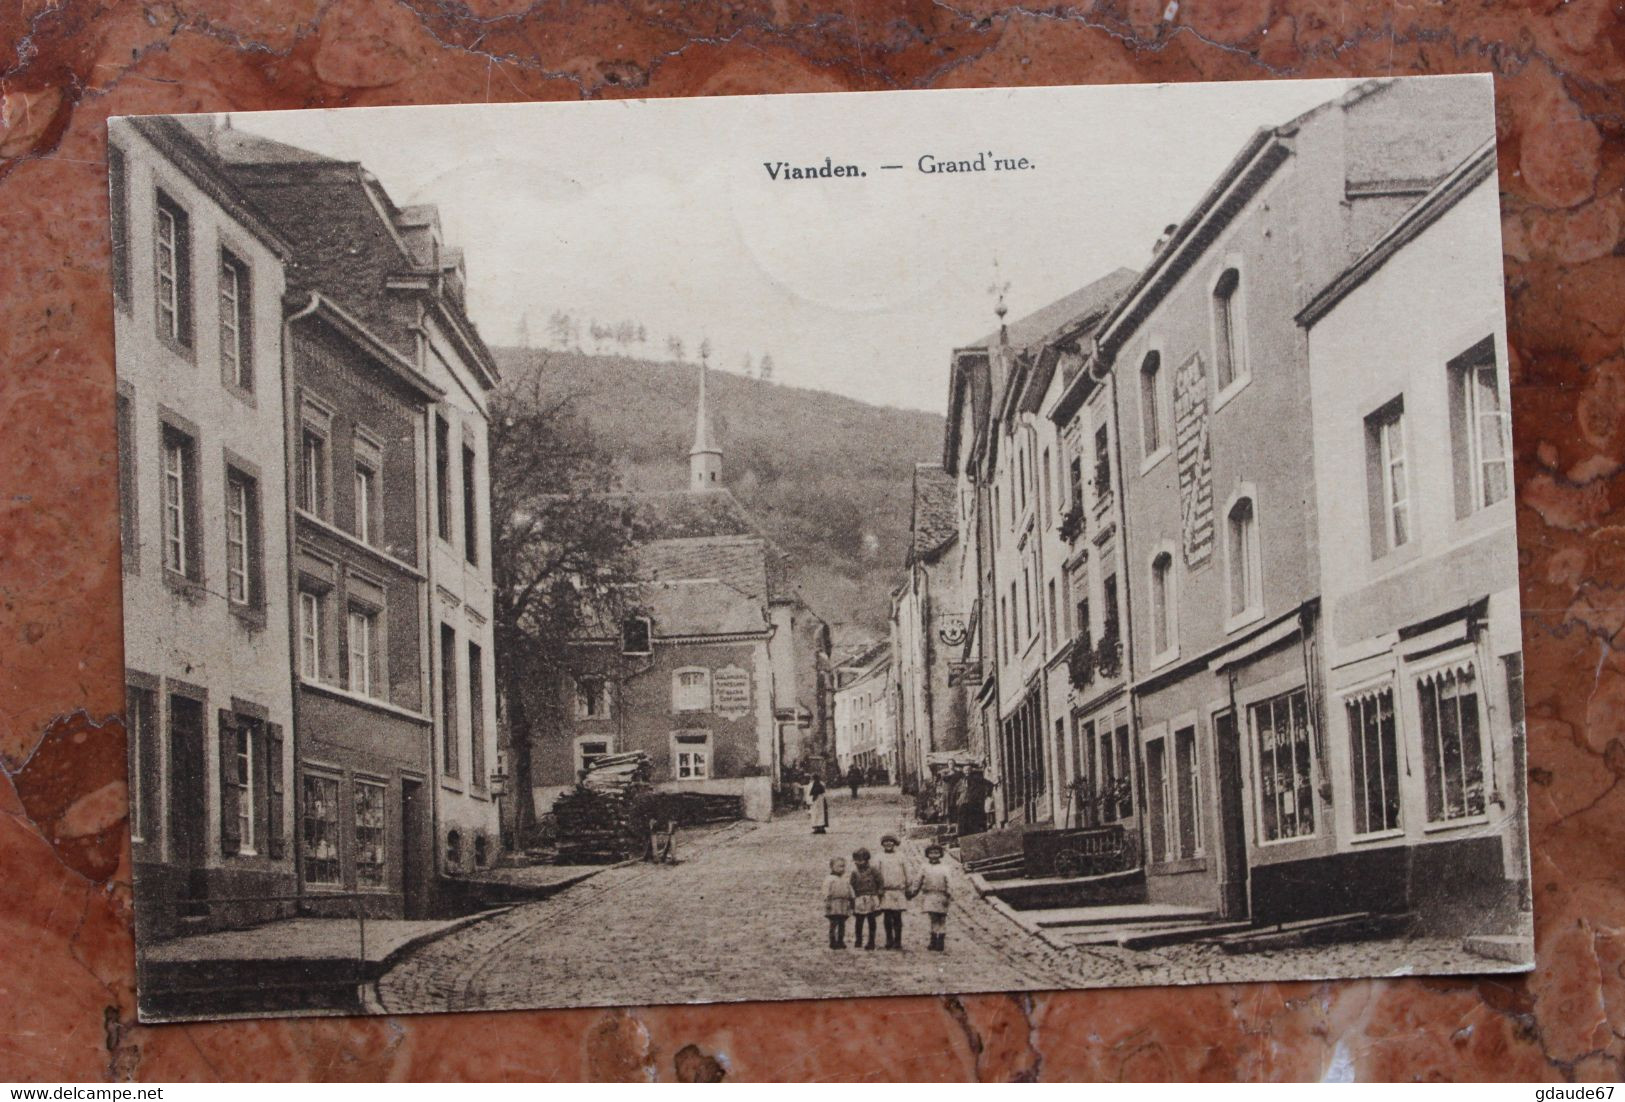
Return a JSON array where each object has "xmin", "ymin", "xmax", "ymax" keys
[{"xmin": 109, "ymin": 74, "xmax": 1532, "ymax": 1023}]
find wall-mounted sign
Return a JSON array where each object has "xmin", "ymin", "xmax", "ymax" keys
[
  {"xmin": 712, "ymin": 665, "xmax": 751, "ymax": 719},
  {"xmin": 1173, "ymin": 351, "xmax": 1215, "ymax": 568},
  {"xmin": 937, "ymin": 614, "xmax": 968, "ymax": 649}
]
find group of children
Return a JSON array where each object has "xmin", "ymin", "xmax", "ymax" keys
[{"xmin": 823, "ymin": 833, "xmax": 953, "ymax": 952}]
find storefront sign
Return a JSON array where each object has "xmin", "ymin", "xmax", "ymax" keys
[{"xmin": 712, "ymin": 665, "xmax": 751, "ymax": 719}]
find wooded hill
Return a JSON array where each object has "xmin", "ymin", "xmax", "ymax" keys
[{"xmin": 492, "ymin": 347, "xmax": 947, "ymax": 645}]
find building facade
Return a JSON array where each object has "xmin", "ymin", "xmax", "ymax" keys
[
  {"xmin": 213, "ymin": 123, "xmax": 502, "ymax": 908},
  {"xmin": 532, "ymin": 361, "xmax": 828, "ymax": 821},
  {"xmin": 1097, "ymin": 78, "xmax": 1492, "ymax": 919},
  {"xmin": 1297, "ymin": 139, "xmax": 1527, "ymax": 928},
  {"xmin": 899, "ymin": 78, "xmax": 1522, "ymax": 940},
  {"xmin": 833, "ymin": 642, "xmax": 896, "ymax": 776},
  {"xmin": 285, "ymin": 299, "xmax": 441, "ymax": 917},
  {"xmin": 113, "ymin": 117, "xmax": 297, "ymax": 935},
  {"xmin": 891, "ymin": 463, "xmax": 968, "ymax": 793}
]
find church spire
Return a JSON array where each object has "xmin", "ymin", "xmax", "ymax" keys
[{"xmin": 689, "ymin": 347, "xmax": 722, "ymax": 490}]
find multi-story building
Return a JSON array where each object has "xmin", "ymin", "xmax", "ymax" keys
[
  {"xmin": 973, "ymin": 271, "xmax": 1137, "ymax": 828},
  {"xmin": 891, "ymin": 463, "xmax": 967, "ymax": 793},
  {"xmin": 942, "ymin": 346, "xmax": 994, "ymax": 774},
  {"xmin": 532, "ymin": 361, "xmax": 829, "ymax": 820},
  {"xmin": 833, "ymin": 642, "xmax": 895, "ymax": 776},
  {"xmin": 1098, "ymin": 78, "xmax": 1491, "ymax": 920},
  {"xmin": 1034, "ymin": 270, "xmax": 1139, "ymax": 842},
  {"xmin": 1297, "ymin": 138, "xmax": 1528, "ymax": 929},
  {"xmin": 112, "ymin": 116, "xmax": 296, "ymax": 935},
  {"xmin": 209, "ymin": 123, "xmax": 502, "ymax": 908}
]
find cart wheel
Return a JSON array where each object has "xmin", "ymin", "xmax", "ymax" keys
[{"xmin": 1053, "ymin": 849, "xmax": 1086, "ymax": 879}]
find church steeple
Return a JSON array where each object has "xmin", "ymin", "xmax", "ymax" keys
[{"xmin": 689, "ymin": 350, "xmax": 722, "ymax": 490}]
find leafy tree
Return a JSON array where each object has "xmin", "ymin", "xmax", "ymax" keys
[
  {"xmin": 489, "ymin": 352, "xmax": 638, "ymax": 837},
  {"xmin": 758, "ymin": 353, "xmax": 775, "ymax": 382},
  {"xmin": 546, "ymin": 310, "xmax": 573, "ymax": 349},
  {"xmin": 666, "ymin": 335, "xmax": 685, "ymax": 362}
]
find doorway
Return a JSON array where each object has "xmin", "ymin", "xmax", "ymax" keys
[
  {"xmin": 168, "ymin": 695, "xmax": 206, "ymax": 870},
  {"xmin": 401, "ymin": 778, "xmax": 426, "ymax": 918},
  {"xmin": 1214, "ymin": 708, "xmax": 1250, "ymax": 919}
]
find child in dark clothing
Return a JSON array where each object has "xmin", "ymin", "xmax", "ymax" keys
[
  {"xmin": 824, "ymin": 857, "xmax": 853, "ymax": 948},
  {"xmin": 848, "ymin": 848, "xmax": 883, "ymax": 950}
]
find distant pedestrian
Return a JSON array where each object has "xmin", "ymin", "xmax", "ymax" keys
[
  {"xmin": 847, "ymin": 764, "xmax": 863, "ymax": 799},
  {"xmin": 959, "ymin": 766, "xmax": 992, "ymax": 837},
  {"xmin": 848, "ymin": 848, "xmax": 882, "ymax": 950},
  {"xmin": 875, "ymin": 833, "xmax": 911, "ymax": 950},
  {"xmin": 808, "ymin": 777, "xmax": 829, "ymax": 834},
  {"xmin": 823, "ymin": 857, "xmax": 853, "ymax": 949},
  {"xmin": 914, "ymin": 843, "xmax": 952, "ymax": 951}
]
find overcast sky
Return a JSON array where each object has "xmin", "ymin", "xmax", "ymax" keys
[{"xmin": 218, "ymin": 78, "xmax": 1374, "ymax": 414}]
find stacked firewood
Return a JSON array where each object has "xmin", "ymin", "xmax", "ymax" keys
[{"xmin": 551, "ymin": 752, "xmax": 653, "ymax": 864}]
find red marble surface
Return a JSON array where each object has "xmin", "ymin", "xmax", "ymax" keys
[{"xmin": 0, "ymin": 0, "xmax": 1621, "ymax": 1082}]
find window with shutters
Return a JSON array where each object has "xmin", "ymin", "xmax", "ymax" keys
[
  {"xmin": 219, "ymin": 713, "xmax": 260, "ymax": 857},
  {"xmin": 301, "ymin": 773, "xmax": 341, "ymax": 887}
]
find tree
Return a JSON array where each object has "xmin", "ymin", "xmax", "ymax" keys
[
  {"xmin": 546, "ymin": 310, "xmax": 573, "ymax": 349},
  {"xmin": 758, "ymin": 353, "xmax": 775, "ymax": 383},
  {"xmin": 699, "ymin": 337, "xmax": 712, "ymax": 363},
  {"xmin": 666, "ymin": 335, "xmax": 685, "ymax": 362},
  {"xmin": 742, "ymin": 352, "xmax": 754, "ymax": 378},
  {"xmin": 489, "ymin": 352, "xmax": 638, "ymax": 839}
]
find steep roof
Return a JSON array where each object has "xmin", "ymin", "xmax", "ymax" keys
[
  {"xmin": 634, "ymin": 579, "xmax": 769, "ymax": 637},
  {"xmin": 964, "ymin": 266, "xmax": 1139, "ymax": 354},
  {"xmin": 1015, "ymin": 267, "xmax": 1139, "ymax": 416},
  {"xmin": 205, "ymin": 122, "xmax": 499, "ymax": 388},
  {"xmin": 637, "ymin": 536, "xmax": 771, "ymax": 603},
  {"xmin": 909, "ymin": 463, "xmax": 958, "ymax": 564},
  {"xmin": 602, "ymin": 489, "xmax": 760, "ymax": 543}
]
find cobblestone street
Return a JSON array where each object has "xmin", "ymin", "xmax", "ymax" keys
[
  {"xmin": 376, "ymin": 789, "xmax": 1492, "ymax": 1014},
  {"xmin": 376, "ymin": 790, "xmax": 1074, "ymax": 1013}
]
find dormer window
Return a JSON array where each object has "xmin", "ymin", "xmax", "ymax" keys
[{"xmin": 621, "ymin": 615, "xmax": 652, "ymax": 656}]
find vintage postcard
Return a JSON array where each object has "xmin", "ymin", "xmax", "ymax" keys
[{"xmin": 109, "ymin": 74, "xmax": 1531, "ymax": 1021}]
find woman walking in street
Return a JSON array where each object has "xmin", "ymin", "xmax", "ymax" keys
[
  {"xmin": 808, "ymin": 776, "xmax": 829, "ymax": 834},
  {"xmin": 847, "ymin": 763, "xmax": 863, "ymax": 799}
]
